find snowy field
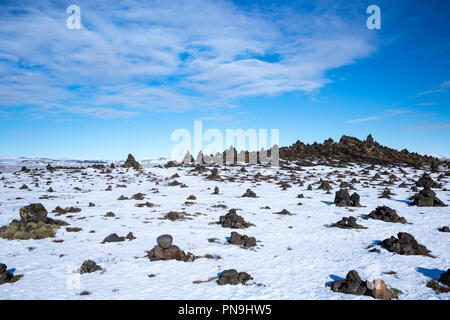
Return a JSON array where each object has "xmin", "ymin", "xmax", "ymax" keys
[{"xmin": 0, "ymin": 158, "xmax": 449, "ymax": 300}]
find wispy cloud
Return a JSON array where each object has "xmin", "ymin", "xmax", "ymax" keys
[
  {"xmin": 346, "ymin": 109, "xmax": 410, "ymax": 124},
  {"xmin": 0, "ymin": 0, "xmax": 376, "ymax": 119},
  {"xmin": 404, "ymin": 122, "xmax": 450, "ymax": 131},
  {"xmin": 416, "ymin": 102, "xmax": 436, "ymax": 106},
  {"xmin": 413, "ymin": 80, "xmax": 450, "ymax": 97}
]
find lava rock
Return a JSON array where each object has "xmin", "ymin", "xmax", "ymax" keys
[
  {"xmin": 217, "ymin": 269, "xmax": 252, "ymax": 285},
  {"xmin": 439, "ymin": 269, "xmax": 450, "ymax": 286},
  {"xmin": 416, "ymin": 173, "xmax": 442, "ymax": 189},
  {"xmin": 0, "ymin": 263, "xmax": 13, "ymax": 285},
  {"xmin": 380, "ymin": 232, "xmax": 431, "ymax": 256},
  {"xmin": 122, "ymin": 154, "xmax": 142, "ymax": 170},
  {"xmin": 317, "ymin": 179, "xmax": 332, "ymax": 191},
  {"xmin": 334, "ymin": 189, "xmax": 361, "ymax": 207},
  {"xmin": 242, "ymin": 188, "xmax": 257, "ymax": 198},
  {"xmin": 379, "ymin": 188, "xmax": 394, "ymax": 199},
  {"xmin": 328, "ymin": 270, "xmax": 393, "ymax": 300},
  {"xmin": 126, "ymin": 232, "xmax": 136, "ymax": 240},
  {"xmin": 102, "ymin": 233, "xmax": 125, "ymax": 243},
  {"xmin": 79, "ymin": 260, "xmax": 102, "ymax": 274},
  {"xmin": 366, "ymin": 206, "xmax": 407, "ymax": 224},
  {"xmin": 219, "ymin": 209, "xmax": 252, "ymax": 229},
  {"xmin": 333, "ymin": 216, "xmax": 365, "ymax": 229},
  {"xmin": 228, "ymin": 231, "xmax": 256, "ymax": 248},
  {"xmin": 410, "ymin": 188, "xmax": 446, "ymax": 207}
]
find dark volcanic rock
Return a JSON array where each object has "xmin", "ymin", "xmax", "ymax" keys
[
  {"xmin": 438, "ymin": 226, "xmax": 450, "ymax": 233},
  {"xmin": 328, "ymin": 270, "xmax": 393, "ymax": 300},
  {"xmin": 410, "ymin": 188, "xmax": 446, "ymax": 207},
  {"xmin": 416, "ymin": 173, "xmax": 442, "ymax": 189},
  {"xmin": 219, "ymin": 209, "xmax": 252, "ymax": 229},
  {"xmin": 79, "ymin": 260, "xmax": 102, "ymax": 274},
  {"xmin": 333, "ymin": 216, "xmax": 365, "ymax": 229},
  {"xmin": 122, "ymin": 154, "xmax": 142, "ymax": 170},
  {"xmin": 439, "ymin": 269, "xmax": 450, "ymax": 286},
  {"xmin": 217, "ymin": 269, "xmax": 252, "ymax": 285},
  {"xmin": 379, "ymin": 188, "xmax": 394, "ymax": 199},
  {"xmin": 317, "ymin": 179, "xmax": 332, "ymax": 191},
  {"xmin": 380, "ymin": 232, "xmax": 431, "ymax": 256},
  {"xmin": 334, "ymin": 189, "xmax": 361, "ymax": 207},
  {"xmin": 366, "ymin": 206, "xmax": 407, "ymax": 224},
  {"xmin": 242, "ymin": 188, "xmax": 257, "ymax": 198},
  {"xmin": 228, "ymin": 231, "xmax": 256, "ymax": 248},
  {"xmin": 0, "ymin": 263, "xmax": 13, "ymax": 285},
  {"xmin": 278, "ymin": 134, "xmax": 440, "ymax": 167},
  {"xmin": 102, "ymin": 233, "xmax": 125, "ymax": 243}
]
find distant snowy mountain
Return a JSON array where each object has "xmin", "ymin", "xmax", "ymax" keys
[{"xmin": 427, "ymin": 154, "xmax": 450, "ymax": 161}]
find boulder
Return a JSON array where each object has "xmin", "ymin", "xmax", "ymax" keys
[
  {"xmin": 242, "ymin": 188, "xmax": 257, "ymax": 198},
  {"xmin": 410, "ymin": 188, "xmax": 446, "ymax": 207},
  {"xmin": 123, "ymin": 154, "xmax": 142, "ymax": 170},
  {"xmin": 380, "ymin": 232, "xmax": 431, "ymax": 256},
  {"xmin": 366, "ymin": 206, "xmax": 407, "ymax": 224},
  {"xmin": 219, "ymin": 209, "xmax": 252, "ymax": 229},
  {"xmin": 19, "ymin": 203, "xmax": 48, "ymax": 223},
  {"xmin": 217, "ymin": 269, "xmax": 252, "ymax": 285},
  {"xmin": 439, "ymin": 269, "xmax": 450, "ymax": 286},
  {"xmin": 157, "ymin": 234, "xmax": 173, "ymax": 249},
  {"xmin": 102, "ymin": 233, "xmax": 125, "ymax": 243},
  {"xmin": 79, "ymin": 260, "xmax": 102, "ymax": 274},
  {"xmin": 333, "ymin": 216, "xmax": 365, "ymax": 229},
  {"xmin": 334, "ymin": 189, "xmax": 361, "ymax": 207},
  {"xmin": 328, "ymin": 270, "xmax": 393, "ymax": 300},
  {"xmin": 0, "ymin": 263, "xmax": 13, "ymax": 285},
  {"xmin": 228, "ymin": 231, "xmax": 256, "ymax": 248},
  {"xmin": 147, "ymin": 236, "xmax": 195, "ymax": 262}
]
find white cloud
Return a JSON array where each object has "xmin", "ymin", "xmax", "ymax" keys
[
  {"xmin": 404, "ymin": 122, "xmax": 450, "ymax": 131},
  {"xmin": 347, "ymin": 109, "xmax": 410, "ymax": 124},
  {"xmin": 0, "ymin": 0, "xmax": 376, "ymax": 119}
]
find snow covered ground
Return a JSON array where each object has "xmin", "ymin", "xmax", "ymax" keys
[{"xmin": 0, "ymin": 158, "xmax": 449, "ymax": 300}]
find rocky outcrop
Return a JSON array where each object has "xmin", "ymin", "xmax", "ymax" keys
[
  {"xmin": 328, "ymin": 270, "xmax": 393, "ymax": 300},
  {"xmin": 380, "ymin": 232, "xmax": 431, "ymax": 256},
  {"xmin": 146, "ymin": 235, "xmax": 195, "ymax": 262},
  {"xmin": 0, "ymin": 204, "xmax": 68, "ymax": 240},
  {"xmin": 279, "ymin": 134, "xmax": 440, "ymax": 167},
  {"xmin": 334, "ymin": 189, "xmax": 361, "ymax": 207},
  {"xmin": 439, "ymin": 269, "xmax": 450, "ymax": 286},
  {"xmin": 366, "ymin": 206, "xmax": 407, "ymax": 224},
  {"xmin": 217, "ymin": 269, "xmax": 252, "ymax": 285},
  {"xmin": 410, "ymin": 188, "xmax": 446, "ymax": 207},
  {"xmin": 416, "ymin": 173, "xmax": 442, "ymax": 189},
  {"xmin": 0, "ymin": 264, "xmax": 13, "ymax": 285},
  {"xmin": 228, "ymin": 232, "xmax": 256, "ymax": 248},
  {"xmin": 332, "ymin": 216, "xmax": 365, "ymax": 229},
  {"xmin": 219, "ymin": 209, "xmax": 252, "ymax": 229},
  {"xmin": 242, "ymin": 188, "xmax": 257, "ymax": 198},
  {"xmin": 122, "ymin": 154, "xmax": 142, "ymax": 170},
  {"xmin": 79, "ymin": 260, "xmax": 102, "ymax": 274}
]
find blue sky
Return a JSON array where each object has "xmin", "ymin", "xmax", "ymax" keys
[{"xmin": 0, "ymin": 0, "xmax": 449, "ymax": 159}]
